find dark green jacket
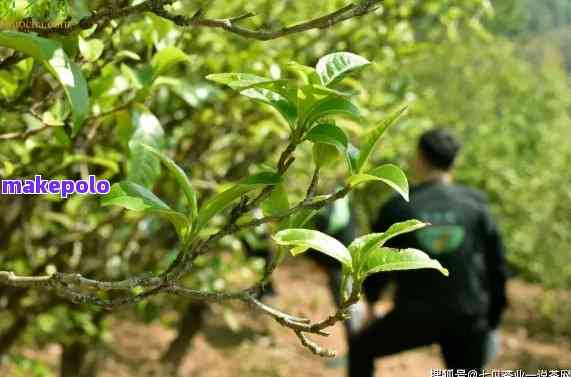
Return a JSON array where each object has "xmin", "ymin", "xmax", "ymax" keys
[{"xmin": 364, "ymin": 181, "xmax": 508, "ymax": 328}]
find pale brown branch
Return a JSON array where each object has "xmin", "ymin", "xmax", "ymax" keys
[
  {"xmin": 295, "ymin": 331, "xmax": 336, "ymax": 358},
  {"xmin": 0, "ymin": 271, "xmax": 52, "ymax": 287},
  {"xmin": 19, "ymin": 0, "xmax": 381, "ymax": 41},
  {"xmin": 0, "ymin": 102, "xmax": 133, "ymax": 142},
  {"xmin": 237, "ymin": 186, "xmax": 350, "ymax": 231},
  {"xmin": 0, "ymin": 124, "xmax": 52, "ymax": 140},
  {"xmin": 0, "ymin": 271, "xmax": 162, "ymax": 291},
  {"xmin": 0, "ymin": 267, "xmax": 360, "ymax": 355},
  {"xmin": 160, "ymin": 0, "xmax": 382, "ymax": 41},
  {"xmin": 304, "ymin": 166, "xmax": 321, "ymax": 203}
]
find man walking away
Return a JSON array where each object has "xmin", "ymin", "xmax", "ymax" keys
[{"xmin": 348, "ymin": 129, "xmax": 508, "ymax": 376}]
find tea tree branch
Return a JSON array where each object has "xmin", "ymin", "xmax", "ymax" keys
[
  {"xmin": 19, "ymin": 0, "xmax": 381, "ymax": 41},
  {"xmin": 0, "ymin": 269, "xmax": 357, "ymax": 356},
  {"xmin": 0, "ymin": 102, "xmax": 134, "ymax": 141},
  {"xmin": 0, "ymin": 124, "xmax": 53, "ymax": 140}
]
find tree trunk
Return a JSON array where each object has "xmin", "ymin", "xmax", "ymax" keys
[
  {"xmin": 161, "ymin": 302, "xmax": 206, "ymax": 371},
  {"xmin": 0, "ymin": 316, "xmax": 29, "ymax": 356},
  {"xmin": 60, "ymin": 341, "xmax": 89, "ymax": 377}
]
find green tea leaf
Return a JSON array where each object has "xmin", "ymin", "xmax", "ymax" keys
[
  {"xmin": 285, "ymin": 62, "xmax": 321, "ymax": 85},
  {"xmin": 305, "ymin": 123, "xmax": 348, "ymax": 151},
  {"xmin": 79, "ymin": 37, "xmax": 104, "ymax": 63},
  {"xmin": 196, "ymin": 172, "xmax": 282, "ymax": 231},
  {"xmin": 240, "ymin": 87, "xmax": 297, "ymax": 127},
  {"xmin": 102, "ymin": 181, "xmax": 170, "ymax": 211},
  {"xmin": 363, "ymin": 247, "xmax": 448, "ymax": 277},
  {"xmin": 0, "ymin": 31, "xmax": 90, "ymax": 135},
  {"xmin": 377, "ymin": 219, "xmax": 429, "ymax": 246},
  {"xmin": 289, "ymin": 208, "xmax": 319, "ymax": 228},
  {"xmin": 347, "ymin": 164, "xmax": 409, "ymax": 201},
  {"xmin": 273, "ymin": 228, "xmax": 352, "ymax": 269},
  {"xmin": 151, "ymin": 46, "xmax": 192, "ymax": 78},
  {"xmin": 101, "ymin": 181, "xmax": 191, "ymax": 239},
  {"xmin": 115, "ymin": 50, "xmax": 141, "ymax": 61},
  {"xmin": 121, "ymin": 63, "xmax": 154, "ymax": 91},
  {"xmin": 301, "ymin": 96, "xmax": 361, "ymax": 129},
  {"xmin": 349, "ymin": 220, "xmax": 429, "ymax": 270},
  {"xmin": 356, "ymin": 107, "xmax": 407, "ymax": 173},
  {"xmin": 316, "ymin": 52, "xmax": 371, "ymax": 87},
  {"xmin": 207, "ymin": 73, "xmax": 297, "ymax": 126},
  {"xmin": 140, "ymin": 144, "xmax": 198, "ymax": 222},
  {"xmin": 154, "ymin": 77, "xmax": 220, "ymax": 107},
  {"xmin": 206, "ymin": 73, "xmax": 272, "ymax": 90},
  {"xmin": 312, "ymin": 142, "xmax": 340, "ymax": 168},
  {"xmin": 127, "ymin": 104, "xmax": 165, "ymax": 188},
  {"xmin": 309, "ymin": 84, "xmax": 356, "ymax": 98},
  {"xmin": 261, "ymin": 183, "xmax": 289, "ymax": 218}
]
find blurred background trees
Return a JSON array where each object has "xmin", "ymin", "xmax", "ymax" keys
[{"xmin": 0, "ymin": 0, "xmax": 570, "ymax": 376}]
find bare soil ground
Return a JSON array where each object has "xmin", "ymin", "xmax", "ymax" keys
[{"xmin": 7, "ymin": 258, "xmax": 571, "ymax": 376}]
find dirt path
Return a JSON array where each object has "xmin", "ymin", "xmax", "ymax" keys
[{"xmin": 10, "ymin": 258, "xmax": 571, "ymax": 376}]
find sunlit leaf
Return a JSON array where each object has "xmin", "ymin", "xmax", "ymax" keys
[
  {"xmin": 356, "ymin": 107, "xmax": 407, "ymax": 173},
  {"xmin": 102, "ymin": 181, "xmax": 170, "ymax": 211},
  {"xmin": 206, "ymin": 73, "xmax": 271, "ymax": 89},
  {"xmin": 140, "ymin": 143, "xmax": 198, "ymax": 222},
  {"xmin": 285, "ymin": 62, "xmax": 321, "ymax": 84},
  {"xmin": 347, "ymin": 164, "xmax": 409, "ymax": 201},
  {"xmin": 273, "ymin": 228, "xmax": 352, "ymax": 269},
  {"xmin": 349, "ymin": 220, "xmax": 429, "ymax": 270},
  {"xmin": 316, "ymin": 52, "xmax": 371, "ymax": 87},
  {"xmin": 207, "ymin": 73, "xmax": 297, "ymax": 127},
  {"xmin": 363, "ymin": 247, "xmax": 448, "ymax": 277},
  {"xmin": 79, "ymin": 37, "xmax": 104, "ymax": 62},
  {"xmin": 0, "ymin": 31, "xmax": 90, "ymax": 135},
  {"xmin": 115, "ymin": 50, "xmax": 141, "ymax": 61},
  {"xmin": 127, "ymin": 104, "xmax": 165, "ymax": 188}
]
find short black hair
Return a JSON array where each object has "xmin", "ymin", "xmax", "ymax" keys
[{"xmin": 418, "ymin": 129, "xmax": 461, "ymax": 170}]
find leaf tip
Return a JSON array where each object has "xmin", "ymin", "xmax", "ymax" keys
[{"xmin": 401, "ymin": 190, "xmax": 410, "ymax": 202}]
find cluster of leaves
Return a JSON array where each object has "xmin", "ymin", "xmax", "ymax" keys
[{"xmin": 101, "ymin": 51, "xmax": 448, "ymax": 307}]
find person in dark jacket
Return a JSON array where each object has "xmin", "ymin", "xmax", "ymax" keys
[{"xmin": 348, "ymin": 129, "xmax": 508, "ymax": 377}]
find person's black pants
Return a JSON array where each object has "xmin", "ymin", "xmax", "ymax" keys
[{"xmin": 348, "ymin": 309, "xmax": 488, "ymax": 377}]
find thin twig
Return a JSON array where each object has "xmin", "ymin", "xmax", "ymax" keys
[
  {"xmin": 0, "ymin": 102, "xmax": 133, "ymax": 142},
  {"xmin": 18, "ymin": 0, "xmax": 381, "ymax": 41},
  {"xmin": 0, "ymin": 124, "xmax": 53, "ymax": 140}
]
